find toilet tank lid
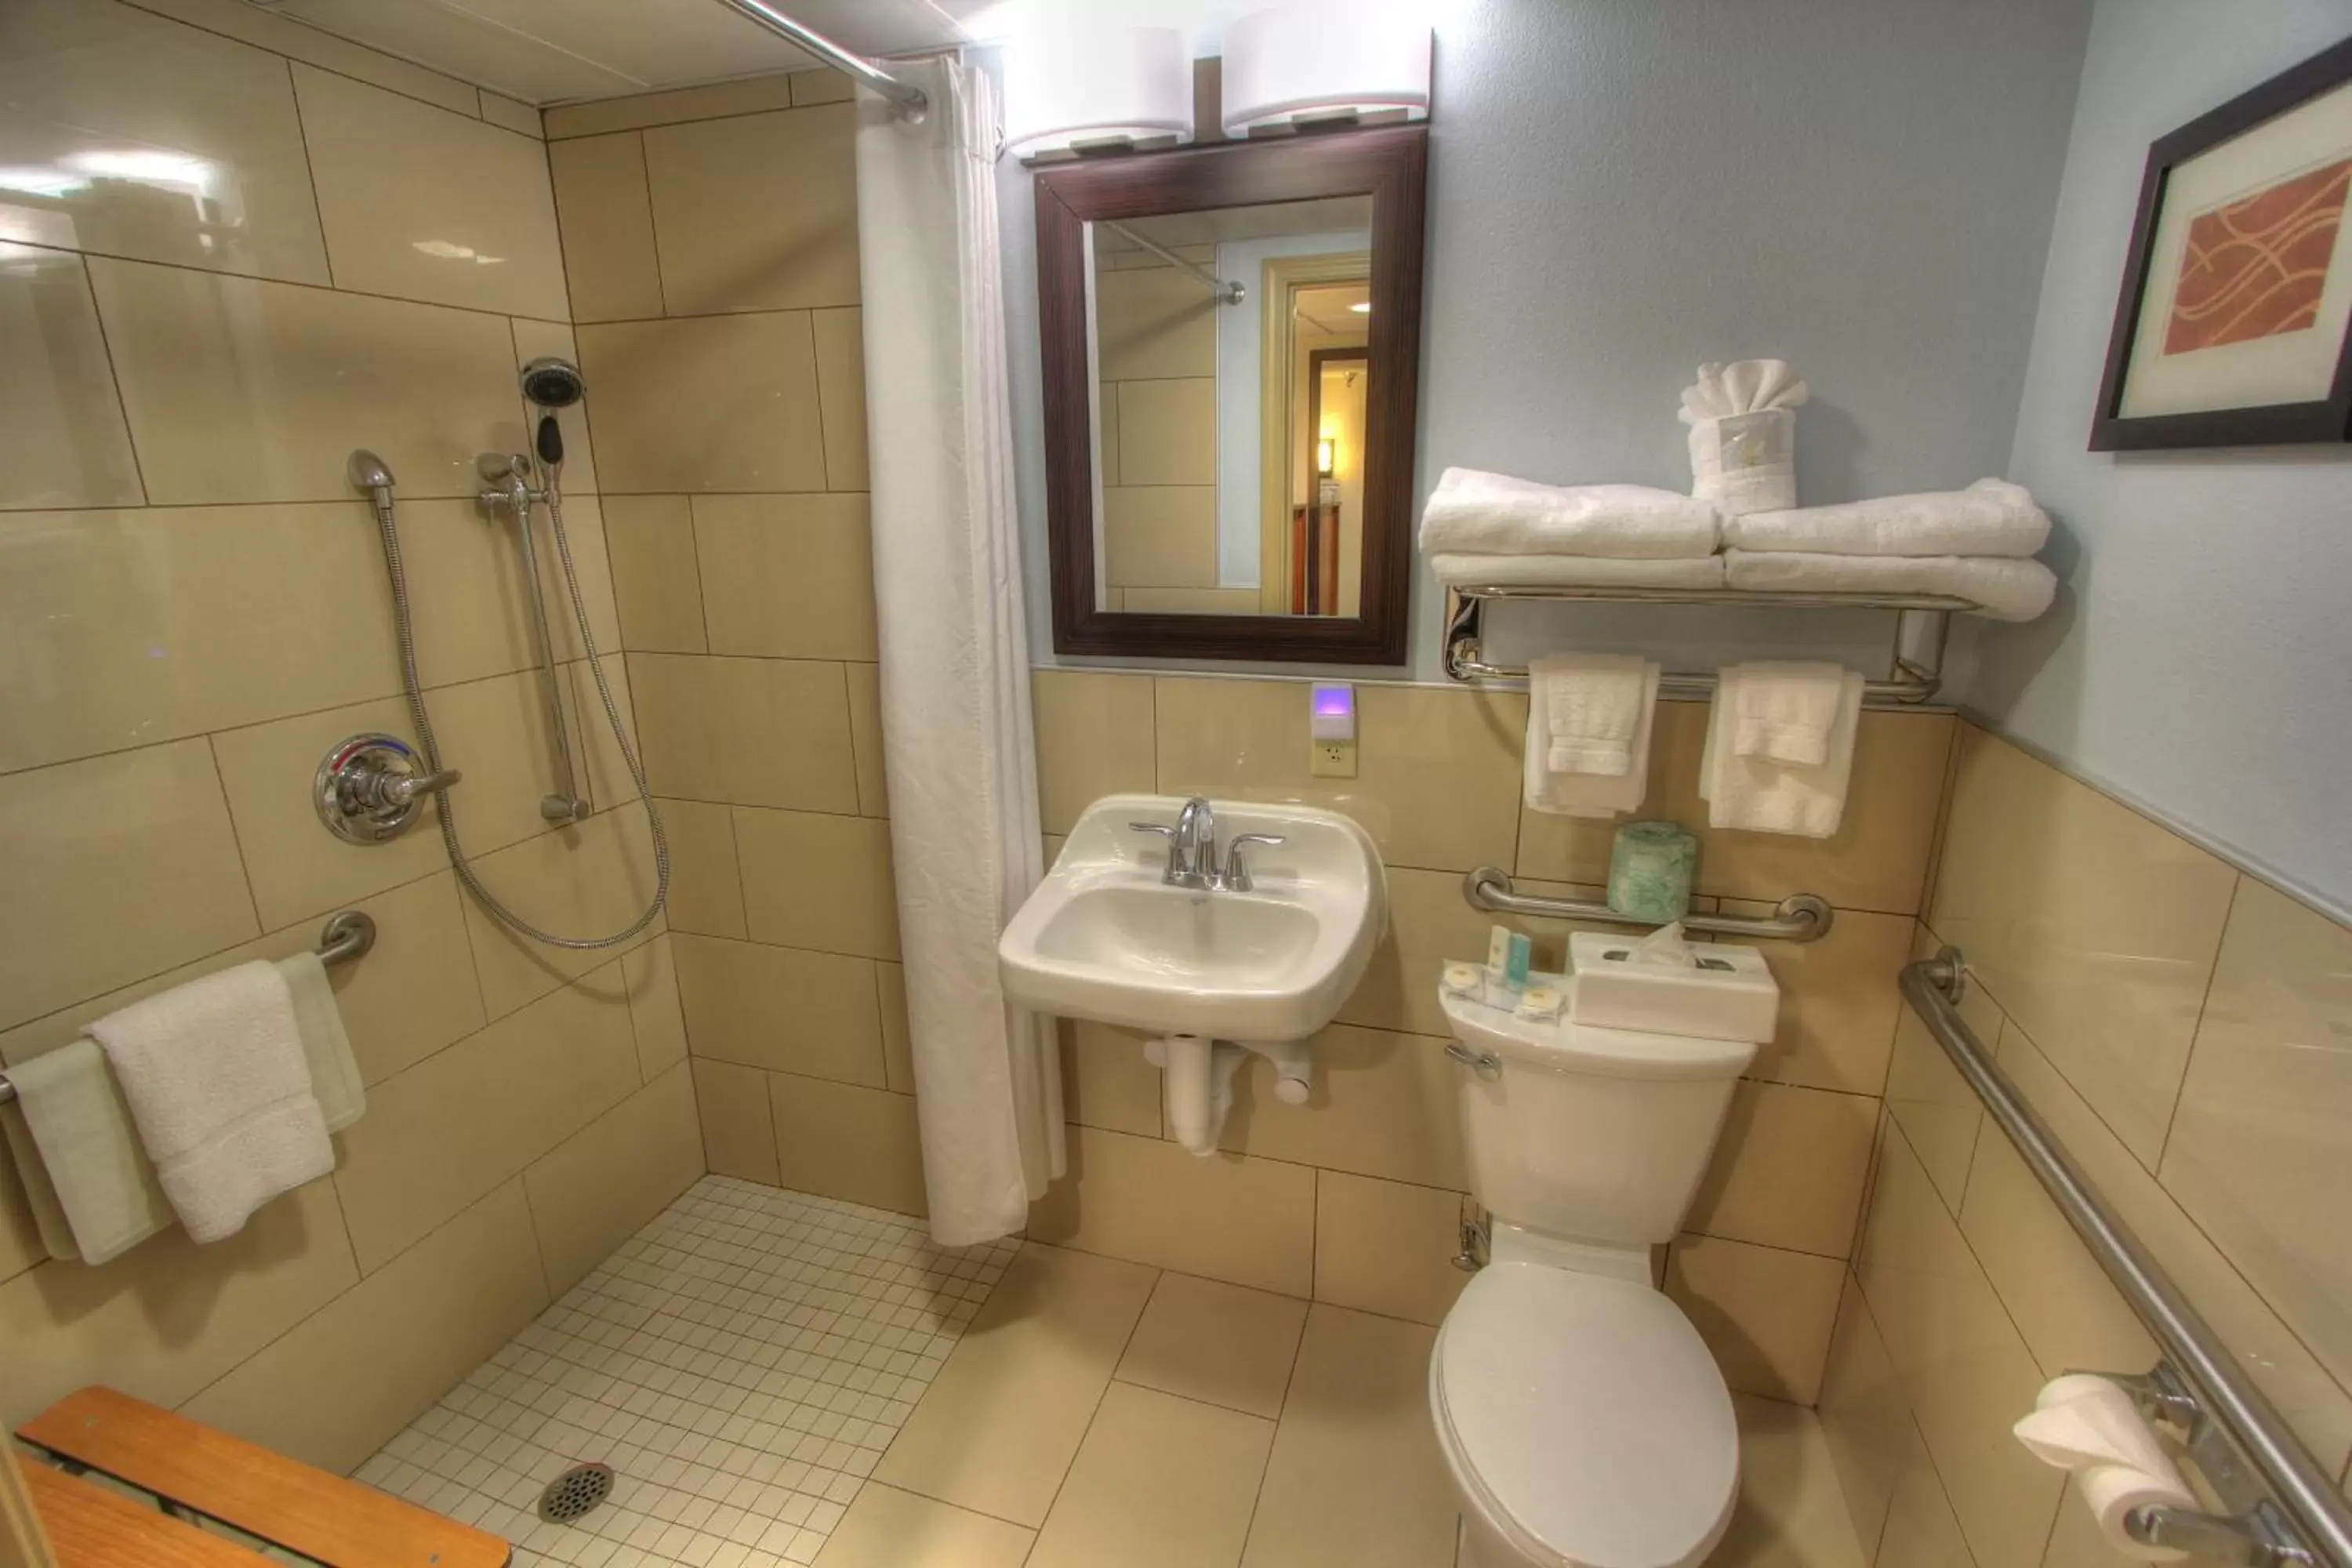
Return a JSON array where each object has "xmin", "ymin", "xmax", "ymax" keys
[{"xmin": 1441, "ymin": 986, "xmax": 1758, "ymax": 1080}]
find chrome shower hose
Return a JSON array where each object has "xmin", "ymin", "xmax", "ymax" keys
[{"xmin": 368, "ymin": 485, "xmax": 669, "ymax": 949}]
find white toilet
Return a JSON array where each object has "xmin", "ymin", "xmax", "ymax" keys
[{"xmin": 1431, "ymin": 956, "xmax": 1777, "ymax": 1568}]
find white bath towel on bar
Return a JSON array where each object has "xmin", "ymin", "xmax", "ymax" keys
[
  {"xmin": 1526, "ymin": 656, "xmax": 1661, "ymax": 818},
  {"xmin": 1723, "ymin": 550, "xmax": 2056, "ymax": 622},
  {"xmin": 1723, "ymin": 478, "xmax": 2050, "ymax": 557},
  {"xmin": 86, "ymin": 961, "xmax": 332, "ymax": 1243},
  {"xmin": 1431, "ymin": 554, "xmax": 1728, "ymax": 591},
  {"xmin": 1700, "ymin": 664, "xmax": 1864, "ymax": 838},
  {"xmin": 1730, "ymin": 661, "xmax": 1849, "ymax": 768},
  {"xmin": 1420, "ymin": 469, "xmax": 1721, "ymax": 558},
  {"xmin": 0, "ymin": 1040, "xmax": 175, "ymax": 1266},
  {"xmin": 1541, "ymin": 652, "xmax": 1650, "ymax": 775}
]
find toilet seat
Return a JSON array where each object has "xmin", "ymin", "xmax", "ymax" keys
[{"xmin": 1430, "ymin": 1262, "xmax": 1740, "ymax": 1568}]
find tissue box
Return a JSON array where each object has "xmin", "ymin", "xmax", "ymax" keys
[{"xmin": 1568, "ymin": 931, "xmax": 1779, "ymax": 1043}]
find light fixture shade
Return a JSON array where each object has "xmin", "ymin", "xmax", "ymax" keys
[
  {"xmin": 1003, "ymin": 19, "xmax": 1193, "ymax": 155},
  {"xmin": 1221, "ymin": 1, "xmax": 1431, "ymax": 134}
]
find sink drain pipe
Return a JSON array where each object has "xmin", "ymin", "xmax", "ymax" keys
[{"xmin": 1147, "ymin": 1035, "xmax": 1313, "ymax": 1154}]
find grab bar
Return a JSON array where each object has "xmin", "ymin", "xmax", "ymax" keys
[
  {"xmin": 0, "ymin": 912, "xmax": 376, "ymax": 1109},
  {"xmin": 1464, "ymin": 866, "xmax": 1834, "ymax": 943},
  {"xmin": 1902, "ymin": 952, "xmax": 2352, "ymax": 1567}
]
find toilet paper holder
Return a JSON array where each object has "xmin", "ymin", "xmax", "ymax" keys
[{"xmin": 2095, "ymin": 1362, "xmax": 2318, "ymax": 1566}]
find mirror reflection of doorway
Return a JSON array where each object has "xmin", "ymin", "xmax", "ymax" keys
[{"xmin": 1298, "ymin": 348, "xmax": 1367, "ymax": 616}]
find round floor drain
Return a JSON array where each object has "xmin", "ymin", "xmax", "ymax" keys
[{"xmin": 537, "ymin": 1463, "xmax": 614, "ymax": 1524}]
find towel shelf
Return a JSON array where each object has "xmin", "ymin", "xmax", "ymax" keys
[
  {"xmin": 1465, "ymin": 866, "xmax": 1834, "ymax": 943},
  {"xmin": 0, "ymin": 911, "xmax": 376, "ymax": 1109},
  {"xmin": 1442, "ymin": 585, "xmax": 1957, "ymax": 705}
]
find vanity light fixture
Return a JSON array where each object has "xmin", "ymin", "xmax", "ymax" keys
[
  {"xmin": 1004, "ymin": 13, "xmax": 1193, "ymax": 160},
  {"xmin": 1221, "ymin": 0, "xmax": 1432, "ymax": 136}
]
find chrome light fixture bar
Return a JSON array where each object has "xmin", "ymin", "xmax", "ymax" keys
[{"xmin": 709, "ymin": 0, "xmax": 928, "ymax": 122}]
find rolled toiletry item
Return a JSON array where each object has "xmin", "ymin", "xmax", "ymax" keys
[
  {"xmin": 2013, "ymin": 1374, "xmax": 2195, "ymax": 1562},
  {"xmin": 1679, "ymin": 360, "xmax": 1809, "ymax": 515}
]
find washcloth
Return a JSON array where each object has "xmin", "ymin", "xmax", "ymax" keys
[
  {"xmin": 1430, "ymin": 554, "xmax": 1727, "ymax": 591},
  {"xmin": 279, "ymin": 953, "xmax": 365, "ymax": 1134},
  {"xmin": 1679, "ymin": 361, "xmax": 1809, "ymax": 516},
  {"xmin": 1526, "ymin": 657, "xmax": 1661, "ymax": 818},
  {"xmin": 1722, "ymin": 478, "xmax": 2050, "ymax": 557},
  {"xmin": 1700, "ymin": 664, "xmax": 1864, "ymax": 838},
  {"xmin": 1723, "ymin": 550, "xmax": 2057, "ymax": 622},
  {"xmin": 1, "ymin": 1041, "xmax": 175, "ymax": 1265},
  {"xmin": 86, "ymin": 962, "xmax": 333, "ymax": 1243},
  {"xmin": 1730, "ymin": 661, "xmax": 1849, "ymax": 768},
  {"xmin": 1420, "ymin": 470, "xmax": 1721, "ymax": 559},
  {"xmin": 1540, "ymin": 653, "xmax": 1650, "ymax": 775}
]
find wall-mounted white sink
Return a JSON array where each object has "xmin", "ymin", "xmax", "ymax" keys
[{"xmin": 1000, "ymin": 793, "xmax": 1387, "ymax": 1044}]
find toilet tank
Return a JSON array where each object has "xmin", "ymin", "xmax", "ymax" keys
[{"xmin": 1441, "ymin": 989, "xmax": 1761, "ymax": 1247}]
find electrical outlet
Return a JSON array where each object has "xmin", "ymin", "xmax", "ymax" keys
[{"xmin": 1310, "ymin": 739, "xmax": 1357, "ymax": 778}]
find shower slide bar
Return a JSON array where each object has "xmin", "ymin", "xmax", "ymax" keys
[
  {"xmin": 1902, "ymin": 952, "xmax": 2352, "ymax": 1568},
  {"xmin": 1463, "ymin": 867, "xmax": 1833, "ymax": 943},
  {"xmin": 0, "ymin": 913, "xmax": 376, "ymax": 1109},
  {"xmin": 710, "ymin": 0, "xmax": 930, "ymax": 121}
]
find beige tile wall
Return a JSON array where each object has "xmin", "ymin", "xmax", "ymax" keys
[
  {"xmin": 0, "ymin": 0, "xmax": 702, "ymax": 1474},
  {"xmin": 1094, "ymin": 241, "xmax": 1221, "ymax": 596},
  {"xmin": 1820, "ymin": 724, "xmax": 2352, "ymax": 1567}
]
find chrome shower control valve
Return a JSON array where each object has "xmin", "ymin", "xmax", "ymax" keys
[{"xmin": 315, "ymin": 732, "xmax": 460, "ymax": 844}]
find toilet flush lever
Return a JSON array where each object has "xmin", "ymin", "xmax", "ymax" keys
[{"xmin": 1445, "ymin": 1041, "xmax": 1502, "ymax": 1080}]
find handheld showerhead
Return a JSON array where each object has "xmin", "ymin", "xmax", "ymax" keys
[
  {"xmin": 347, "ymin": 449, "xmax": 395, "ymax": 492},
  {"xmin": 520, "ymin": 356, "xmax": 585, "ymax": 410}
]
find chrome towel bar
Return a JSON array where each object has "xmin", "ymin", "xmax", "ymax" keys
[
  {"xmin": 0, "ymin": 911, "xmax": 376, "ymax": 1109},
  {"xmin": 1903, "ymin": 951, "xmax": 2352, "ymax": 1568},
  {"xmin": 1463, "ymin": 866, "xmax": 1833, "ymax": 943}
]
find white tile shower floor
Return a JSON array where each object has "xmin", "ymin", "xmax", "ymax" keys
[{"xmin": 355, "ymin": 1175, "xmax": 1018, "ymax": 1568}]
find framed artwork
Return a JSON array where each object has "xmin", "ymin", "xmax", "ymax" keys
[{"xmin": 2092, "ymin": 34, "xmax": 2352, "ymax": 450}]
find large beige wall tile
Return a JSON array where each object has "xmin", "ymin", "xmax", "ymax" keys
[
  {"xmin": 577, "ymin": 313, "xmax": 828, "ymax": 492},
  {"xmin": 1719, "ymin": 904, "xmax": 1908, "ymax": 1095},
  {"xmin": 383, "ymin": 496, "xmax": 592, "ymax": 688},
  {"xmin": 545, "ymin": 75, "xmax": 800, "ymax": 139},
  {"xmin": 628, "ymin": 652, "xmax": 857, "ymax": 811},
  {"xmin": 1241, "ymin": 1305, "xmax": 1458, "ymax": 1568},
  {"xmin": 735, "ymin": 807, "xmax": 900, "ymax": 960},
  {"xmin": 1884, "ymin": 927, "xmax": 2009, "ymax": 1214},
  {"xmin": 1103, "ymin": 487, "xmax": 1218, "ymax": 589},
  {"xmin": 603, "ymin": 495, "xmax": 706, "ymax": 653},
  {"xmin": 2161, "ymin": 878, "xmax": 2352, "ymax": 1388},
  {"xmin": 1715, "ymin": 1398, "xmax": 1872, "ymax": 1568},
  {"xmin": 89, "ymin": 259, "xmax": 521, "ymax": 504},
  {"xmin": 876, "ymin": 1242, "xmax": 1157, "ymax": 1527},
  {"xmin": 671, "ymin": 933, "xmax": 884, "ymax": 1086},
  {"xmin": 1096, "ymin": 267, "xmax": 1218, "ymax": 380},
  {"xmin": 1116, "ymin": 1272, "xmax": 1307, "ymax": 1420},
  {"xmin": 117, "ymin": 0, "xmax": 479, "ymax": 118},
  {"xmin": 877, "ymin": 961, "xmax": 914, "ymax": 1091},
  {"xmin": 332, "ymin": 964, "xmax": 641, "ymax": 1271},
  {"xmin": 769, "ymin": 1074, "xmax": 927, "ymax": 1218},
  {"xmin": 0, "ymin": 739, "xmax": 257, "ymax": 1032},
  {"xmin": 1929, "ymin": 728, "xmax": 2234, "ymax": 1164},
  {"xmin": 812, "ymin": 307, "xmax": 869, "ymax": 491},
  {"xmin": 1033, "ymin": 670, "xmax": 1156, "ymax": 834},
  {"xmin": 525, "ymin": 1064, "xmax": 702, "ymax": 1293},
  {"xmin": 792, "ymin": 70, "xmax": 855, "ymax": 106},
  {"xmin": 182, "ymin": 1180, "xmax": 549, "ymax": 1474},
  {"xmin": 812, "ymin": 1483, "xmax": 1035, "ymax": 1568},
  {"xmin": 548, "ymin": 132, "xmax": 666, "ymax": 321},
  {"xmin": 291, "ymin": 65, "xmax": 564, "ymax": 318},
  {"xmin": 1031, "ymin": 1125, "xmax": 1314, "ymax": 1297},
  {"xmin": 1224, "ymin": 1024, "xmax": 1464, "ymax": 1189},
  {"xmin": 847, "ymin": 662, "xmax": 888, "ymax": 818},
  {"xmin": 644, "ymin": 105, "xmax": 859, "ymax": 314},
  {"xmin": 693, "ymin": 1057, "xmax": 778, "ymax": 1182},
  {"xmin": 1338, "ymin": 867, "xmax": 1626, "ymax": 1038},
  {"xmin": 1874, "ymin": 1425, "xmax": 1976, "ymax": 1568},
  {"xmin": 621, "ymin": 934, "xmax": 689, "ymax": 1080},
  {"xmin": 1029, "ymin": 1380, "xmax": 1273, "ymax": 1568},
  {"xmin": 0, "ymin": 0, "xmax": 328, "ymax": 281},
  {"xmin": 1062, "ymin": 1021, "xmax": 1163, "ymax": 1138},
  {"xmin": 0, "ymin": 244, "xmax": 143, "ymax": 510},
  {"xmin": 561, "ymin": 653, "xmax": 641, "ymax": 818},
  {"xmin": 1312, "ymin": 1170, "xmax": 1470, "ymax": 1327},
  {"xmin": 1665, "ymin": 1233, "xmax": 1844, "ymax": 1403},
  {"xmin": 656, "ymin": 797, "xmax": 746, "ymax": 937},
  {"xmin": 0, "ymin": 1160, "xmax": 44, "ymax": 1284},
  {"xmin": 695, "ymin": 493, "xmax": 877, "ymax": 659},
  {"xmin": 1115, "ymin": 378, "xmax": 1218, "ymax": 486},
  {"xmin": 1688, "ymin": 1082, "xmax": 1877, "ymax": 1258},
  {"xmin": 479, "ymin": 92, "xmax": 540, "ymax": 136},
  {"xmin": 1817, "ymin": 1274, "xmax": 1908, "ymax": 1559},
  {"xmin": 457, "ymin": 804, "xmax": 662, "ymax": 1018},
  {"xmin": 0, "ymin": 1178, "xmax": 354, "ymax": 1431},
  {"xmin": 1156, "ymin": 678, "xmax": 1525, "ymax": 873},
  {"xmin": 412, "ymin": 668, "xmax": 588, "ymax": 857}
]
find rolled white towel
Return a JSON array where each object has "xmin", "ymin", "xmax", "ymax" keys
[
  {"xmin": 1430, "ymin": 553, "xmax": 1727, "ymax": 591},
  {"xmin": 1420, "ymin": 469, "xmax": 1721, "ymax": 559},
  {"xmin": 1723, "ymin": 478, "xmax": 2050, "ymax": 557},
  {"xmin": 1679, "ymin": 361, "xmax": 1810, "ymax": 517},
  {"xmin": 1723, "ymin": 550, "xmax": 2057, "ymax": 622}
]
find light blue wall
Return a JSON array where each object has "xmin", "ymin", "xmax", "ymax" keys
[
  {"xmin": 1000, "ymin": 0, "xmax": 2092, "ymax": 680},
  {"xmin": 1956, "ymin": 0, "xmax": 2352, "ymax": 920}
]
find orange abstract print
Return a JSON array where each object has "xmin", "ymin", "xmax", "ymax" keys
[{"xmin": 2165, "ymin": 155, "xmax": 2352, "ymax": 354}]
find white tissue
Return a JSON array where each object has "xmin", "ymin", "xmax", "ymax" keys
[
  {"xmin": 2013, "ymin": 1374, "xmax": 2194, "ymax": 1562},
  {"xmin": 1627, "ymin": 922, "xmax": 1697, "ymax": 967}
]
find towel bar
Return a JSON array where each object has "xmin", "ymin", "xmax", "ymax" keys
[
  {"xmin": 0, "ymin": 911, "xmax": 376, "ymax": 1109},
  {"xmin": 1465, "ymin": 866, "xmax": 1833, "ymax": 942}
]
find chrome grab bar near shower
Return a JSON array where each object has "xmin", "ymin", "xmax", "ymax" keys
[
  {"xmin": 0, "ymin": 913, "xmax": 376, "ymax": 1109},
  {"xmin": 1901, "ymin": 952, "xmax": 2352, "ymax": 1568}
]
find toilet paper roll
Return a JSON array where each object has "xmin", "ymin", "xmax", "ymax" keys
[{"xmin": 2013, "ymin": 1374, "xmax": 2194, "ymax": 1562}]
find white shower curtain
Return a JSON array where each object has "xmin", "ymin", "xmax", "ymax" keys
[{"xmin": 853, "ymin": 57, "xmax": 1064, "ymax": 1246}]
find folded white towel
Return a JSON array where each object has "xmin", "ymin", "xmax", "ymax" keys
[
  {"xmin": 1526, "ymin": 657, "xmax": 1661, "ymax": 818},
  {"xmin": 1731, "ymin": 661, "xmax": 1849, "ymax": 768},
  {"xmin": 1723, "ymin": 550, "xmax": 2057, "ymax": 622},
  {"xmin": 1722, "ymin": 478, "xmax": 2051, "ymax": 558},
  {"xmin": 1700, "ymin": 664, "xmax": 1864, "ymax": 838},
  {"xmin": 1430, "ymin": 554, "xmax": 1728, "ymax": 591},
  {"xmin": 86, "ymin": 962, "xmax": 332, "ymax": 1244},
  {"xmin": 1, "ymin": 1040, "xmax": 175, "ymax": 1266},
  {"xmin": 1420, "ymin": 470, "xmax": 1721, "ymax": 559},
  {"xmin": 1540, "ymin": 653, "xmax": 1650, "ymax": 776},
  {"xmin": 278, "ymin": 953, "xmax": 365, "ymax": 1134},
  {"xmin": 1679, "ymin": 361, "xmax": 1810, "ymax": 517}
]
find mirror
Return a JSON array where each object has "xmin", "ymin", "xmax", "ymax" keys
[{"xmin": 1036, "ymin": 129, "xmax": 1427, "ymax": 663}]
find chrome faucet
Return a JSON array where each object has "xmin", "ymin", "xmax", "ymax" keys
[{"xmin": 1131, "ymin": 797, "xmax": 1284, "ymax": 891}]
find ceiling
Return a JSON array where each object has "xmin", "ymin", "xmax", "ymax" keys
[{"xmin": 242, "ymin": 0, "xmax": 1006, "ymax": 106}]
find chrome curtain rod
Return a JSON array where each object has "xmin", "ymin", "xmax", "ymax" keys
[
  {"xmin": 710, "ymin": 0, "xmax": 929, "ymax": 121},
  {"xmin": 1902, "ymin": 953, "xmax": 2352, "ymax": 1567},
  {"xmin": 1101, "ymin": 221, "xmax": 1247, "ymax": 306}
]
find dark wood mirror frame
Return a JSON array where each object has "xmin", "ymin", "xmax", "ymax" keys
[{"xmin": 1035, "ymin": 125, "xmax": 1428, "ymax": 665}]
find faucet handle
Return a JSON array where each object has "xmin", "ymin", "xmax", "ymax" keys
[
  {"xmin": 1129, "ymin": 821, "xmax": 1183, "ymax": 880},
  {"xmin": 1220, "ymin": 833, "xmax": 1287, "ymax": 893}
]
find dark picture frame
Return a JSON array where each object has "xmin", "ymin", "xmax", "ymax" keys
[
  {"xmin": 2091, "ymin": 34, "xmax": 2352, "ymax": 451},
  {"xmin": 1034, "ymin": 125, "xmax": 1428, "ymax": 664}
]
